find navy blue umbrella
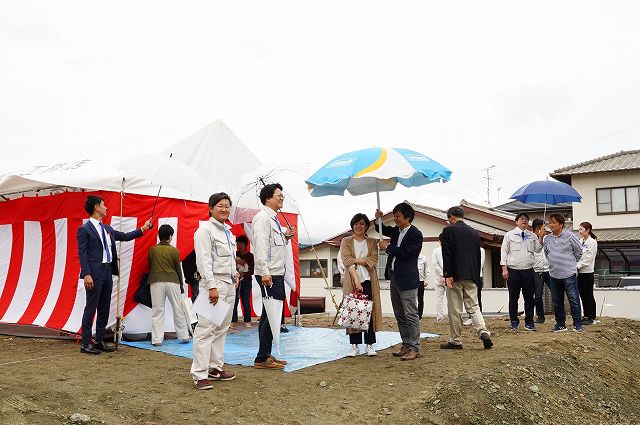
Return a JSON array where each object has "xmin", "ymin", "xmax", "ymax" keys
[
  {"xmin": 510, "ymin": 179, "xmax": 582, "ymax": 204},
  {"xmin": 510, "ymin": 179, "xmax": 581, "ymax": 220}
]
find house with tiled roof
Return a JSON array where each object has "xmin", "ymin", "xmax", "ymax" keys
[{"xmin": 550, "ymin": 150, "xmax": 640, "ymax": 281}]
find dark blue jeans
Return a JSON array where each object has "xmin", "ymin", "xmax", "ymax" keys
[
  {"xmin": 255, "ymin": 275, "xmax": 285, "ymax": 362},
  {"xmin": 507, "ymin": 268, "xmax": 535, "ymax": 327},
  {"xmin": 232, "ymin": 279, "xmax": 253, "ymax": 323},
  {"xmin": 549, "ymin": 274, "xmax": 582, "ymax": 328},
  {"xmin": 534, "ymin": 271, "xmax": 550, "ymax": 319},
  {"xmin": 81, "ymin": 263, "xmax": 113, "ymax": 346}
]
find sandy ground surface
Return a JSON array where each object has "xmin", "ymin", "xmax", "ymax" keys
[{"xmin": 1, "ymin": 315, "xmax": 639, "ymax": 425}]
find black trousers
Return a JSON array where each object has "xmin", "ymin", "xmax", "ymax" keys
[
  {"xmin": 349, "ymin": 280, "xmax": 376, "ymax": 345},
  {"xmin": 507, "ymin": 268, "xmax": 535, "ymax": 326},
  {"xmin": 81, "ymin": 263, "xmax": 113, "ymax": 346},
  {"xmin": 417, "ymin": 281, "xmax": 425, "ymax": 318},
  {"xmin": 232, "ymin": 279, "xmax": 253, "ymax": 322},
  {"xmin": 534, "ymin": 271, "xmax": 550, "ymax": 319},
  {"xmin": 578, "ymin": 273, "xmax": 596, "ymax": 320},
  {"xmin": 255, "ymin": 275, "xmax": 285, "ymax": 362}
]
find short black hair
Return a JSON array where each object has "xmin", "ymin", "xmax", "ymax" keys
[
  {"xmin": 515, "ymin": 212, "xmax": 530, "ymax": 222},
  {"xmin": 446, "ymin": 206, "xmax": 464, "ymax": 218},
  {"xmin": 532, "ymin": 219, "xmax": 545, "ymax": 231},
  {"xmin": 259, "ymin": 183, "xmax": 283, "ymax": 205},
  {"xmin": 84, "ymin": 195, "xmax": 104, "ymax": 215},
  {"xmin": 158, "ymin": 224, "xmax": 174, "ymax": 242},
  {"xmin": 392, "ymin": 202, "xmax": 415, "ymax": 222},
  {"xmin": 549, "ymin": 213, "xmax": 565, "ymax": 227},
  {"xmin": 236, "ymin": 235, "xmax": 249, "ymax": 245},
  {"xmin": 209, "ymin": 193, "xmax": 232, "ymax": 208},
  {"xmin": 349, "ymin": 213, "xmax": 371, "ymax": 231}
]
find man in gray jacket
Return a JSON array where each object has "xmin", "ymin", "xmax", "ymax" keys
[{"xmin": 543, "ymin": 213, "xmax": 583, "ymax": 333}]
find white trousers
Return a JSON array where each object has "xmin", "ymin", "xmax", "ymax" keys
[
  {"xmin": 434, "ymin": 284, "xmax": 447, "ymax": 320},
  {"xmin": 190, "ymin": 283, "xmax": 236, "ymax": 381},
  {"xmin": 150, "ymin": 281, "xmax": 190, "ymax": 344}
]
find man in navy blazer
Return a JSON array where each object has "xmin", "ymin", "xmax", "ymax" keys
[
  {"xmin": 375, "ymin": 202, "xmax": 423, "ymax": 360},
  {"xmin": 77, "ymin": 195, "xmax": 152, "ymax": 354},
  {"xmin": 440, "ymin": 206, "xmax": 493, "ymax": 350}
]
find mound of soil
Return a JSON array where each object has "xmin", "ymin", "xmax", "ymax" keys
[{"xmin": 1, "ymin": 316, "xmax": 639, "ymax": 424}]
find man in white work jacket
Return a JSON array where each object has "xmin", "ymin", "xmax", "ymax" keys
[{"xmin": 252, "ymin": 183, "xmax": 295, "ymax": 370}]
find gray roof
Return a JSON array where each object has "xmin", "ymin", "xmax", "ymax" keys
[
  {"xmin": 408, "ymin": 201, "xmax": 506, "ymax": 237},
  {"xmin": 496, "ymin": 200, "xmax": 572, "ymax": 213},
  {"xmin": 590, "ymin": 228, "xmax": 640, "ymax": 243},
  {"xmin": 460, "ymin": 199, "xmax": 516, "ymax": 220},
  {"xmin": 552, "ymin": 150, "xmax": 640, "ymax": 177}
]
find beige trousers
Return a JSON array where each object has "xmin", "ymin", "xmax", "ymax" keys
[
  {"xmin": 190, "ymin": 283, "xmax": 235, "ymax": 381},
  {"xmin": 446, "ymin": 279, "xmax": 490, "ymax": 345},
  {"xmin": 150, "ymin": 281, "xmax": 190, "ymax": 344}
]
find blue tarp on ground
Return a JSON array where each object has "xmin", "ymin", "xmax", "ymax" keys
[{"xmin": 122, "ymin": 326, "xmax": 438, "ymax": 372}]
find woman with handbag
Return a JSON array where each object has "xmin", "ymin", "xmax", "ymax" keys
[{"xmin": 340, "ymin": 213, "xmax": 383, "ymax": 357}]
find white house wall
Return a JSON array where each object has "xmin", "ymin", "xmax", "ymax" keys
[{"xmin": 571, "ymin": 171, "xmax": 640, "ymax": 230}]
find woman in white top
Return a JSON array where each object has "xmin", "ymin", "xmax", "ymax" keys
[
  {"xmin": 577, "ymin": 222, "xmax": 598, "ymax": 325},
  {"xmin": 339, "ymin": 213, "xmax": 382, "ymax": 357}
]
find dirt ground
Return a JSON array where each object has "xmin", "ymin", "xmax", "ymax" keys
[{"xmin": 1, "ymin": 316, "xmax": 639, "ymax": 425}]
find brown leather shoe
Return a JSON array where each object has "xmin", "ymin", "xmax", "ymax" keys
[
  {"xmin": 254, "ymin": 357, "xmax": 285, "ymax": 370},
  {"xmin": 401, "ymin": 349, "xmax": 420, "ymax": 361},
  {"xmin": 392, "ymin": 345, "xmax": 410, "ymax": 357},
  {"xmin": 268, "ymin": 355, "xmax": 287, "ymax": 365}
]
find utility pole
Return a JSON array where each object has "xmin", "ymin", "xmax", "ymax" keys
[{"xmin": 481, "ymin": 165, "xmax": 496, "ymax": 206}]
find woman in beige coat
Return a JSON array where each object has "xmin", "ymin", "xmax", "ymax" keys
[{"xmin": 340, "ymin": 213, "xmax": 383, "ymax": 357}]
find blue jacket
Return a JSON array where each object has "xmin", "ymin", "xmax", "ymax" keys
[
  {"xmin": 77, "ymin": 220, "xmax": 143, "ymax": 278},
  {"xmin": 381, "ymin": 224, "xmax": 423, "ymax": 291}
]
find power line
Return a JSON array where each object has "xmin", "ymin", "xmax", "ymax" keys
[{"xmin": 431, "ymin": 120, "xmax": 640, "ymax": 200}]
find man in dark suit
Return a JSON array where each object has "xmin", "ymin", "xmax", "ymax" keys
[
  {"xmin": 440, "ymin": 206, "xmax": 493, "ymax": 350},
  {"xmin": 77, "ymin": 195, "xmax": 152, "ymax": 355},
  {"xmin": 375, "ymin": 202, "xmax": 423, "ymax": 360}
]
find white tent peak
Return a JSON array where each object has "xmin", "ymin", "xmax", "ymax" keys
[
  {"xmin": 0, "ymin": 119, "xmax": 263, "ymax": 202},
  {"xmin": 162, "ymin": 119, "xmax": 262, "ymax": 194}
]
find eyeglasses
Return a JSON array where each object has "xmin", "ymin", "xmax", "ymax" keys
[{"xmin": 274, "ymin": 194, "xmax": 285, "ymax": 200}]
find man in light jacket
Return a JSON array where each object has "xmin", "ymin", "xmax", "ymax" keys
[
  {"xmin": 252, "ymin": 183, "xmax": 295, "ymax": 370},
  {"xmin": 500, "ymin": 213, "xmax": 543, "ymax": 332}
]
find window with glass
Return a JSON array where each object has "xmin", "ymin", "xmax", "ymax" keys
[
  {"xmin": 331, "ymin": 259, "xmax": 342, "ymax": 287},
  {"xmin": 596, "ymin": 186, "xmax": 640, "ymax": 214},
  {"xmin": 300, "ymin": 259, "xmax": 328, "ymax": 278},
  {"xmin": 377, "ymin": 252, "xmax": 388, "ymax": 280}
]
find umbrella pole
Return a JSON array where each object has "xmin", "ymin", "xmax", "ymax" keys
[
  {"xmin": 375, "ymin": 185, "xmax": 382, "ymax": 239},
  {"xmin": 149, "ymin": 185, "xmax": 162, "ymax": 225},
  {"xmin": 294, "ymin": 212, "xmax": 340, "ymax": 311},
  {"xmin": 114, "ymin": 177, "xmax": 125, "ymax": 349}
]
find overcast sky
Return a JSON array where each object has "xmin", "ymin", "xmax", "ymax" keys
[{"xmin": 1, "ymin": 1, "xmax": 639, "ymax": 242}]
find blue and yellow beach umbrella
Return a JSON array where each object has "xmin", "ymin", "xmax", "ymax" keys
[{"xmin": 306, "ymin": 147, "xmax": 452, "ymax": 197}]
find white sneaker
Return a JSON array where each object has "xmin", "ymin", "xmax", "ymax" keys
[
  {"xmin": 365, "ymin": 345, "xmax": 377, "ymax": 356},
  {"xmin": 436, "ymin": 316, "xmax": 446, "ymax": 322},
  {"xmin": 347, "ymin": 344, "xmax": 359, "ymax": 357},
  {"xmin": 463, "ymin": 318, "xmax": 473, "ymax": 326}
]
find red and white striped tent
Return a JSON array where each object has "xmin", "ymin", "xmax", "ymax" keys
[{"xmin": 0, "ymin": 120, "xmax": 301, "ymax": 338}]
